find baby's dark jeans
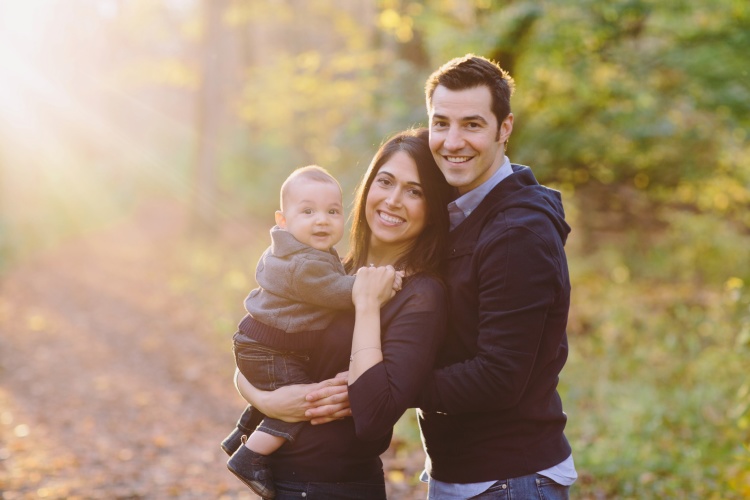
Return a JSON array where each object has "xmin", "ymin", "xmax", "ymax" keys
[{"xmin": 233, "ymin": 334, "xmax": 311, "ymax": 442}]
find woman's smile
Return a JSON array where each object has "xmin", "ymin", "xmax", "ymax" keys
[{"xmin": 376, "ymin": 210, "xmax": 405, "ymax": 226}]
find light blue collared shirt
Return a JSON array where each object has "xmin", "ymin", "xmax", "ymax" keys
[
  {"xmin": 421, "ymin": 455, "xmax": 577, "ymax": 499},
  {"xmin": 448, "ymin": 156, "xmax": 514, "ymax": 230},
  {"xmin": 423, "ymin": 156, "xmax": 577, "ymax": 497}
]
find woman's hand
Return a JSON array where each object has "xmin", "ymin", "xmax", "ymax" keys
[
  {"xmin": 353, "ymin": 265, "xmax": 398, "ymax": 309},
  {"xmin": 234, "ymin": 369, "xmax": 351, "ymax": 424}
]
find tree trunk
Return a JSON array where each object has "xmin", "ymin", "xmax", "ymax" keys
[{"xmin": 192, "ymin": 0, "xmax": 226, "ymax": 234}]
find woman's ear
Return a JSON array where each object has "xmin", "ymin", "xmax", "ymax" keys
[{"xmin": 275, "ymin": 210, "xmax": 287, "ymax": 228}]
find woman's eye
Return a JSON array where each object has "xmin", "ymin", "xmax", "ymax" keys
[
  {"xmin": 408, "ymin": 189, "xmax": 424, "ymax": 198},
  {"xmin": 376, "ymin": 178, "xmax": 392, "ymax": 187}
]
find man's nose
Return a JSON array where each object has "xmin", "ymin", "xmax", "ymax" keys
[{"xmin": 443, "ymin": 126, "xmax": 464, "ymax": 151}]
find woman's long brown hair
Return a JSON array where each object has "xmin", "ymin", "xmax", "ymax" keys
[{"xmin": 343, "ymin": 128, "xmax": 453, "ymax": 277}]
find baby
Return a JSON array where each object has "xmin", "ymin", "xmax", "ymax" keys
[{"xmin": 226, "ymin": 165, "xmax": 399, "ymax": 498}]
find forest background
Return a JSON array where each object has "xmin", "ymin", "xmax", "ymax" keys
[{"xmin": 0, "ymin": 0, "xmax": 749, "ymax": 498}]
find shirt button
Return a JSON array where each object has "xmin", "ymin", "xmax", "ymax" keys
[
  {"xmin": 502, "ymin": 484, "xmax": 507, "ymax": 489},
  {"xmin": 301, "ymin": 493, "xmax": 307, "ymax": 497}
]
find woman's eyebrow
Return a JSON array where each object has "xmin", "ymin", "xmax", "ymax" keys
[{"xmin": 378, "ymin": 170, "xmax": 422, "ymax": 187}]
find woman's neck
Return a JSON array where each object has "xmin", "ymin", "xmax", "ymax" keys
[{"xmin": 365, "ymin": 242, "xmax": 409, "ymax": 269}]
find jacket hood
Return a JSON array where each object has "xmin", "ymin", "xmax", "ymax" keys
[{"xmin": 491, "ymin": 165, "xmax": 571, "ymax": 245}]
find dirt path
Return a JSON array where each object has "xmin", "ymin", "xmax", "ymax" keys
[
  {"xmin": 0, "ymin": 203, "xmax": 257, "ymax": 498},
  {"xmin": 0, "ymin": 203, "xmax": 427, "ymax": 499}
]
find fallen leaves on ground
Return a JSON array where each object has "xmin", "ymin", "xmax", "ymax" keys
[{"xmin": 0, "ymin": 202, "xmax": 427, "ymax": 499}]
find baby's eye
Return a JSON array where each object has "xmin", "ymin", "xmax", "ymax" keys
[
  {"xmin": 303, "ymin": 208, "xmax": 313, "ymax": 215},
  {"xmin": 328, "ymin": 209, "xmax": 341, "ymax": 215}
]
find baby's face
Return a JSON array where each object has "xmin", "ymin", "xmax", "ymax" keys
[{"xmin": 279, "ymin": 181, "xmax": 345, "ymax": 251}]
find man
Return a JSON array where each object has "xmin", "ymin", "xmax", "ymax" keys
[{"xmin": 416, "ymin": 54, "xmax": 577, "ymax": 499}]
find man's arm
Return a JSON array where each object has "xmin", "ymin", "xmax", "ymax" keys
[{"xmin": 420, "ymin": 226, "xmax": 564, "ymax": 414}]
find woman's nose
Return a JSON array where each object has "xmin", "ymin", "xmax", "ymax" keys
[{"xmin": 386, "ymin": 190, "xmax": 402, "ymax": 208}]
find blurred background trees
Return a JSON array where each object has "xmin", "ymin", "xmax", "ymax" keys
[{"xmin": 1, "ymin": 0, "xmax": 748, "ymax": 497}]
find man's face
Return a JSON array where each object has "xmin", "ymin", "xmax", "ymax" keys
[{"xmin": 428, "ymin": 84, "xmax": 513, "ymax": 195}]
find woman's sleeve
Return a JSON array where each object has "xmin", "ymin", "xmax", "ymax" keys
[{"xmin": 348, "ymin": 276, "xmax": 447, "ymax": 440}]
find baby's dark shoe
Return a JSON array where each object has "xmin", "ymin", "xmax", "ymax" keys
[
  {"xmin": 227, "ymin": 444, "xmax": 276, "ymax": 499},
  {"xmin": 221, "ymin": 427, "xmax": 246, "ymax": 456}
]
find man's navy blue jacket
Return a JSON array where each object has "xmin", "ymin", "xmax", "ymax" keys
[{"xmin": 418, "ymin": 164, "xmax": 573, "ymax": 482}]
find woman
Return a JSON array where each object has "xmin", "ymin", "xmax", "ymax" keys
[{"xmin": 225, "ymin": 128, "xmax": 452, "ymax": 499}]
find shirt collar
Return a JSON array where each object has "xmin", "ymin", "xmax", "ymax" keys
[{"xmin": 448, "ymin": 156, "xmax": 513, "ymax": 230}]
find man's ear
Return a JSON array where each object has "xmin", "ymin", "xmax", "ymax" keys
[
  {"xmin": 275, "ymin": 210, "xmax": 286, "ymax": 228},
  {"xmin": 499, "ymin": 113, "xmax": 514, "ymax": 144}
]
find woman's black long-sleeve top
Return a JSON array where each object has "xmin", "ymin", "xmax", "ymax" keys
[{"xmin": 268, "ymin": 273, "xmax": 447, "ymax": 482}]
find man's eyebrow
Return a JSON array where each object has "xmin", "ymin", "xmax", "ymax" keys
[
  {"xmin": 431, "ymin": 113, "xmax": 489, "ymax": 124},
  {"xmin": 463, "ymin": 115, "xmax": 489, "ymax": 124}
]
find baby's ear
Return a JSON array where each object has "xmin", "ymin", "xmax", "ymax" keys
[{"xmin": 275, "ymin": 210, "xmax": 286, "ymax": 228}]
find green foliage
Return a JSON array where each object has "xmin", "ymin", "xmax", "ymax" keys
[
  {"xmin": 635, "ymin": 210, "xmax": 750, "ymax": 285},
  {"xmin": 509, "ymin": 0, "xmax": 748, "ymax": 193},
  {"xmin": 404, "ymin": 0, "xmax": 750, "ymax": 236},
  {"xmin": 565, "ymin": 238, "xmax": 750, "ymax": 497}
]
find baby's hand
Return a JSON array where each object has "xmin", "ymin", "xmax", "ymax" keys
[{"xmin": 392, "ymin": 270, "xmax": 405, "ymax": 292}]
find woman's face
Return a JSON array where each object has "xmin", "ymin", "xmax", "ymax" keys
[{"xmin": 365, "ymin": 150, "xmax": 427, "ymax": 252}]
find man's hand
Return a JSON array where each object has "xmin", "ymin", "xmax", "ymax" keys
[
  {"xmin": 392, "ymin": 270, "xmax": 405, "ymax": 292},
  {"xmin": 305, "ymin": 371, "xmax": 352, "ymax": 424}
]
